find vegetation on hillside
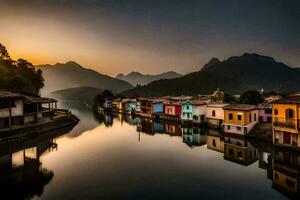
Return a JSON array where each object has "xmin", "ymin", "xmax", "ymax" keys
[{"xmin": 0, "ymin": 43, "xmax": 44, "ymax": 94}]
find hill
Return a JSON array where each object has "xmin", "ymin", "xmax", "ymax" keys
[
  {"xmin": 47, "ymin": 86, "xmax": 102, "ymax": 101},
  {"xmin": 122, "ymin": 53, "xmax": 300, "ymax": 97},
  {"xmin": 116, "ymin": 71, "xmax": 182, "ymax": 86},
  {"xmin": 36, "ymin": 61, "xmax": 133, "ymax": 94}
]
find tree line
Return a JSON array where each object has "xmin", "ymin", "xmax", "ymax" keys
[{"xmin": 0, "ymin": 43, "xmax": 44, "ymax": 94}]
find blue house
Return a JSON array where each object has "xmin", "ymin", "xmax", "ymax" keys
[{"xmin": 152, "ymin": 101, "xmax": 164, "ymax": 114}]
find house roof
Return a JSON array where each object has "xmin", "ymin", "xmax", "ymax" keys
[
  {"xmin": 258, "ymin": 102, "xmax": 272, "ymax": 109},
  {"xmin": 272, "ymin": 93, "xmax": 300, "ymax": 104},
  {"xmin": 191, "ymin": 100, "xmax": 207, "ymax": 106},
  {"xmin": 0, "ymin": 90, "xmax": 24, "ymax": 99},
  {"xmin": 0, "ymin": 90, "xmax": 57, "ymax": 104},
  {"xmin": 207, "ymin": 103, "xmax": 229, "ymax": 108},
  {"xmin": 223, "ymin": 104, "xmax": 257, "ymax": 111},
  {"xmin": 23, "ymin": 96, "xmax": 57, "ymax": 104}
]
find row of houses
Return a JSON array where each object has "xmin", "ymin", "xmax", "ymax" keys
[{"xmin": 110, "ymin": 96, "xmax": 265, "ymax": 136}]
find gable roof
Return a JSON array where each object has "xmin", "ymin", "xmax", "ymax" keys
[
  {"xmin": 272, "ymin": 93, "xmax": 300, "ymax": 104},
  {"xmin": 224, "ymin": 104, "xmax": 257, "ymax": 111}
]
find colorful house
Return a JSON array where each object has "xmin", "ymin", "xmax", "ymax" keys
[
  {"xmin": 152, "ymin": 100, "xmax": 165, "ymax": 114},
  {"xmin": 206, "ymin": 103, "xmax": 229, "ymax": 127},
  {"xmin": 223, "ymin": 104, "xmax": 259, "ymax": 135},
  {"xmin": 258, "ymin": 102, "xmax": 272, "ymax": 123},
  {"xmin": 272, "ymin": 94, "xmax": 300, "ymax": 149},
  {"xmin": 125, "ymin": 99, "xmax": 137, "ymax": 113},
  {"xmin": 164, "ymin": 102, "xmax": 182, "ymax": 121},
  {"xmin": 181, "ymin": 100, "xmax": 193, "ymax": 122},
  {"xmin": 191, "ymin": 100, "xmax": 207, "ymax": 123},
  {"xmin": 139, "ymin": 98, "xmax": 154, "ymax": 117}
]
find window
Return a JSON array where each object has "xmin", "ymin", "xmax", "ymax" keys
[
  {"xmin": 0, "ymin": 99, "xmax": 15, "ymax": 109},
  {"xmin": 237, "ymin": 114, "xmax": 242, "ymax": 120},
  {"xmin": 286, "ymin": 179, "xmax": 295, "ymax": 188},
  {"xmin": 201, "ymin": 115, "xmax": 205, "ymax": 121},
  {"xmin": 238, "ymin": 151, "xmax": 243, "ymax": 159},
  {"xmin": 227, "ymin": 125, "xmax": 230, "ymax": 130},
  {"xmin": 229, "ymin": 148, "xmax": 234, "ymax": 155},
  {"xmin": 213, "ymin": 139, "xmax": 216, "ymax": 147},
  {"xmin": 186, "ymin": 105, "xmax": 189, "ymax": 110},
  {"xmin": 286, "ymin": 109, "xmax": 294, "ymax": 119},
  {"xmin": 265, "ymin": 109, "xmax": 272, "ymax": 114},
  {"xmin": 229, "ymin": 113, "xmax": 233, "ymax": 120},
  {"xmin": 274, "ymin": 109, "xmax": 278, "ymax": 115},
  {"xmin": 249, "ymin": 114, "xmax": 252, "ymax": 122},
  {"xmin": 212, "ymin": 110, "xmax": 216, "ymax": 117},
  {"xmin": 254, "ymin": 113, "xmax": 257, "ymax": 121}
]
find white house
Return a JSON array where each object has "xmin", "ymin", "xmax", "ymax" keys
[
  {"xmin": 206, "ymin": 103, "xmax": 229, "ymax": 127},
  {"xmin": 191, "ymin": 100, "xmax": 207, "ymax": 123}
]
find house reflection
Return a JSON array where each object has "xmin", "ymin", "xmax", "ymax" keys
[
  {"xmin": 182, "ymin": 126, "xmax": 207, "ymax": 148},
  {"xmin": 272, "ymin": 148, "xmax": 300, "ymax": 199},
  {"xmin": 115, "ymin": 114, "xmax": 300, "ymax": 198},
  {"xmin": 0, "ymin": 124, "xmax": 76, "ymax": 199},
  {"xmin": 224, "ymin": 136, "xmax": 258, "ymax": 166},
  {"xmin": 206, "ymin": 130, "xmax": 224, "ymax": 153},
  {"xmin": 93, "ymin": 110, "xmax": 113, "ymax": 127}
]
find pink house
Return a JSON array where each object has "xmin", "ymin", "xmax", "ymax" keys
[
  {"xmin": 258, "ymin": 103, "xmax": 272, "ymax": 123},
  {"xmin": 164, "ymin": 102, "xmax": 182, "ymax": 119}
]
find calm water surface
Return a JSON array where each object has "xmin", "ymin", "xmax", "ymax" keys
[{"xmin": 2, "ymin": 102, "xmax": 297, "ymax": 199}]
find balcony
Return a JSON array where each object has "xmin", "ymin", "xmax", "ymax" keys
[{"xmin": 273, "ymin": 117, "xmax": 297, "ymax": 129}]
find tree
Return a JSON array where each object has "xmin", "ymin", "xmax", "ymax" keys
[
  {"xmin": 0, "ymin": 43, "xmax": 44, "ymax": 94},
  {"xmin": 239, "ymin": 90, "xmax": 264, "ymax": 105}
]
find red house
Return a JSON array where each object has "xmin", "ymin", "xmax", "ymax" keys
[{"xmin": 164, "ymin": 102, "xmax": 182, "ymax": 121}]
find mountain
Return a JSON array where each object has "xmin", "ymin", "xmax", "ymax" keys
[
  {"xmin": 47, "ymin": 86, "xmax": 102, "ymax": 101},
  {"xmin": 122, "ymin": 53, "xmax": 300, "ymax": 97},
  {"xmin": 36, "ymin": 61, "xmax": 133, "ymax": 94},
  {"xmin": 116, "ymin": 71, "xmax": 182, "ymax": 86}
]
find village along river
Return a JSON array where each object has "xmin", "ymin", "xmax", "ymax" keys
[{"xmin": 1, "ymin": 102, "xmax": 297, "ymax": 199}]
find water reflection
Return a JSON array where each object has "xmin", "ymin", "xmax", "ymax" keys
[
  {"xmin": 105, "ymin": 112, "xmax": 299, "ymax": 199},
  {"xmin": 2, "ymin": 108, "xmax": 300, "ymax": 199},
  {"xmin": 0, "ymin": 124, "xmax": 77, "ymax": 199}
]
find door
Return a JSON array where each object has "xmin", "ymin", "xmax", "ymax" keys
[{"xmin": 283, "ymin": 132, "xmax": 291, "ymax": 144}]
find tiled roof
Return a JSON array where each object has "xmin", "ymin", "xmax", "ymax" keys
[
  {"xmin": 224, "ymin": 104, "xmax": 257, "ymax": 111},
  {"xmin": 207, "ymin": 103, "xmax": 229, "ymax": 108},
  {"xmin": 190, "ymin": 100, "xmax": 207, "ymax": 106},
  {"xmin": 0, "ymin": 90, "xmax": 57, "ymax": 103},
  {"xmin": 272, "ymin": 94, "xmax": 300, "ymax": 104}
]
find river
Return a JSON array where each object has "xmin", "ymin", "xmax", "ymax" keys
[{"xmin": 1, "ymin": 101, "xmax": 296, "ymax": 199}]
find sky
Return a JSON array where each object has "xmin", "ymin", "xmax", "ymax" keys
[{"xmin": 0, "ymin": 0, "xmax": 299, "ymax": 76}]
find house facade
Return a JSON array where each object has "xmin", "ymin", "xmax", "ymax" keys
[
  {"xmin": 152, "ymin": 101, "xmax": 164, "ymax": 114},
  {"xmin": 223, "ymin": 104, "xmax": 259, "ymax": 135},
  {"xmin": 191, "ymin": 100, "xmax": 207, "ymax": 123},
  {"xmin": 181, "ymin": 100, "xmax": 193, "ymax": 122},
  {"xmin": 206, "ymin": 103, "xmax": 229, "ymax": 127},
  {"xmin": 139, "ymin": 98, "xmax": 154, "ymax": 117},
  {"xmin": 164, "ymin": 102, "xmax": 182, "ymax": 121},
  {"xmin": 272, "ymin": 94, "xmax": 300, "ymax": 149},
  {"xmin": 258, "ymin": 102, "xmax": 272, "ymax": 123},
  {"xmin": 0, "ymin": 91, "xmax": 58, "ymax": 129}
]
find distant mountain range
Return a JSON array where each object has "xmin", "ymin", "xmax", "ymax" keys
[
  {"xmin": 48, "ymin": 86, "xmax": 102, "ymax": 101},
  {"xmin": 116, "ymin": 71, "xmax": 182, "ymax": 86},
  {"xmin": 122, "ymin": 53, "xmax": 300, "ymax": 97},
  {"xmin": 36, "ymin": 61, "xmax": 133, "ymax": 95}
]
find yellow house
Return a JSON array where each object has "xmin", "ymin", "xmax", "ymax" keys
[
  {"xmin": 272, "ymin": 93, "xmax": 300, "ymax": 148},
  {"xmin": 223, "ymin": 104, "xmax": 259, "ymax": 135}
]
